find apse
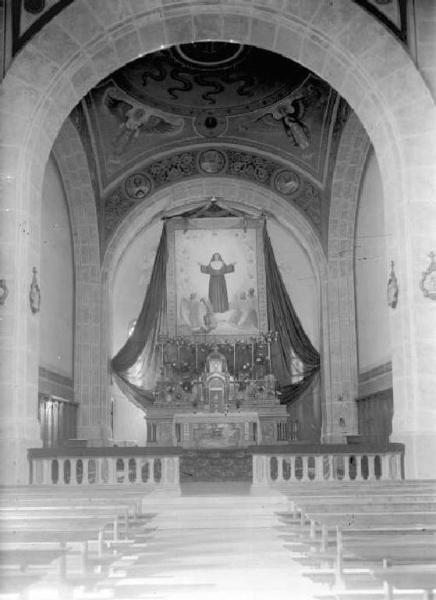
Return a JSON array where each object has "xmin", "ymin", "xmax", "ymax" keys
[{"xmin": 65, "ymin": 40, "xmax": 350, "ymax": 448}]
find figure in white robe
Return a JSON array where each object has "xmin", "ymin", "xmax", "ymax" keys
[{"xmin": 199, "ymin": 253, "xmax": 235, "ymax": 313}]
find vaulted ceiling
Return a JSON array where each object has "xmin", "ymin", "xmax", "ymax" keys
[{"xmin": 69, "ymin": 42, "xmax": 352, "ymax": 252}]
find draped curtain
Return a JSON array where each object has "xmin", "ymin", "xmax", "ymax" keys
[
  {"xmin": 110, "ymin": 215, "xmax": 320, "ymax": 406},
  {"xmin": 111, "ymin": 223, "xmax": 168, "ymax": 406},
  {"xmin": 263, "ymin": 224, "xmax": 320, "ymax": 404}
]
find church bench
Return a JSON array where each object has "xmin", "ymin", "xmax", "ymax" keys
[
  {"xmin": 291, "ymin": 502, "xmax": 436, "ymax": 519},
  {"xmin": 371, "ymin": 564, "xmax": 436, "ymax": 600},
  {"xmin": 306, "ymin": 521, "xmax": 435, "ymax": 590}
]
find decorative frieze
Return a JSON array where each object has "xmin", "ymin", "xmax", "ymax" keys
[{"xmin": 102, "ymin": 147, "xmax": 322, "ymax": 247}]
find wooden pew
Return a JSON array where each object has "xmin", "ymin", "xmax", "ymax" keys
[{"xmin": 280, "ymin": 483, "xmax": 436, "ymax": 598}]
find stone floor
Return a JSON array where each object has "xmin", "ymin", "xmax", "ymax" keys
[{"xmin": 59, "ymin": 483, "xmax": 331, "ymax": 600}]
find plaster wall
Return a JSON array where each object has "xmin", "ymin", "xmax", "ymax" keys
[
  {"xmin": 355, "ymin": 150, "xmax": 391, "ymax": 376},
  {"xmin": 39, "ymin": 156, "xmax": 74, "ymax": 389}
]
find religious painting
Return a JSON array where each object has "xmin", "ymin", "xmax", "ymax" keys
[{"xmin": 166, "ymin": 217, "xmax": 267, "ymax": 339}]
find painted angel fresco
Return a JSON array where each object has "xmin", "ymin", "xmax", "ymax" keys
[
  {"xmin": 104, "ymin": 87, "xmax": 184, "ymax": 155},
  {"xmin": 239, "ymin": 82, "xmax": 325, "ymax": 150}
]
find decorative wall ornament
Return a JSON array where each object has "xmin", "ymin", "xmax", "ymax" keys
[
  {"xmin": 194, "ymin": 112, "xmax": 228, "ymax": 138},
  {"xmin": 103, "ymin": 147, "xmax": 323, "ymax": 249},
  {"xmin": 387, "ymin": 260, "xmax": 399, "ymax": 308},
  {"xmin": 125, "ymin": 173, "xmax": 152, "ymax": 200},
  {"xmin": 110, "ymin": 44, "xmax": 308, "ymax": 118},
  {"xmin": 104, "ymin": 87, "xmax": 184, "ymax": 156},
  {"xmin": 198, "ymin": 150, "xmax": 226, "ymax": 174},
  {"xmin": 149, "ymin": 152, "xmax": 195, "ymax": 184},
  {"xmin": 274, "ymin": 170, "xmax": 300, "ymax": 196},
  {"xmin": 0, "ymin": 279, "xmax": 8, "ymax": 305},
  {"xmin": 228, "ymin": 151, "xmax": 275, "ymax": 184},
  {"xmin": 420, "ymin": 252, "xmax": 436, "ymax": 301},
  {"xmin": 29, "ymin": 267, "xmax": 41, "ymax": 314}
]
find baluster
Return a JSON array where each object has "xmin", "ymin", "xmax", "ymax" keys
[
  {"xmin": 58, "ymin": 459, "xmax": 65, "ymax": 486},
  {"xmin": 70, "ymin": 458, "xmax": 77, "ymax": 486},
  {"xmin": 290, "ymin": 456, "xmax": 296, "ymax": 481},
  {"xmin": 108, "ymin": 457, "xmax": 117, "ymax": 484},
  {"xmin": 82, "ymin": 458, "xmax": 89, "ymax": 485},
  {"xmin": 396, "ymin": 453, "xmax": 403, "ymax": 480},
  {"xmin": 343, "ymin": 456, "xmax": 351, "ymax": 481},
  {"xmin": 381, "ymin": 454, "xmax": 390, "ymax": 481},
  {"xmin": 276, "ymin": 457, "xmax": 284, "ymax": 483},
  {"xmin": 150, "ymin": 459, "xmax": 156, "ymax": 484},
  {"xmin": 133, "ymin": 458, "xmax": 139, "ymax": 484},
  {"xmin": 314, "ymin": 456, "xmax": 323, "ymax": 481},
  {"xmin": 31, "ymin": 458, "xmax": 38, "ymax": 485},
  {"xmin": 42, "ymin": 459, "xmax": 51, "ymax": 484},
  {"xmin": 301, "ymin": 456, "xmax": 309, "ymax": 481},
  {"xmin": 367, "ymin": 455, "xmax": 376, "ymax": 480},
  {"xmin": 353, "ymin": 455, "xmax": 362, "ymax": 481},
  {"xmin": 328, "ymin": 455, "xmax": 334, "ymax": 481},
  {"xmin": 95, "ymin": 458, "xmax": 102, "ymax": 484}
]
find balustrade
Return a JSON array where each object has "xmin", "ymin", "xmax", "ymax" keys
[
  {"xmin": 253, "ymin": 447, "xmax": 404, "ymax": 485},
  {"xmin": 29, "ymin": 451, "xmax": 180, "ymax": 486},
  {"xmin": 29, "ymin": 445, "xmax": 403, "ymax": 485}
]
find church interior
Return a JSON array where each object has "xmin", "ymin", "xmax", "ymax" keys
[{"xmin": 0, "ymin": 0, "xmax": 435, "ymax": 598}]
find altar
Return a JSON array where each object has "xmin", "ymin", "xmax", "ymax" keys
[
  {"xmin": 146, "ymin": 342, "xmax": 290, "ymax": 448},
  {"xmin": 173, "ymin": 412, "xmax": 259, "ymax": 449},
  {"xmin": 111, "ymin": 207, "xmax": 320, "ymax": 454}
]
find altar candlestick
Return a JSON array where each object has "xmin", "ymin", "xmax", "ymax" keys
[{"xmin": 251, "ymin": 340, "xmax": 255, "ymax": 380}]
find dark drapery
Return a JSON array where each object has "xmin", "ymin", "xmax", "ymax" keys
[
  {"xmin": 111, "ymin": 213, "xmax": 320, "ymax": 407},
  {"xmin": 111, "ymin": 223, "xmax": 168, "ymax": 404},
  {"xmin": 263, "ymin": 224, "xmax": 320, "ymax": 404}
]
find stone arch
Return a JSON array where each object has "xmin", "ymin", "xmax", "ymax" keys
[
  {"xmin": 52, "ymin": 118, "xmax": 108, "ymax": 441},
  {"xmin": 102, "ymin": 178, "xmax": 328, "ymax": 435},
  {"xmin": 1, "ymin": 0, "xmax": 435, "ymax": 479},
  {"xmin": 326, "ymin": 112, "xmax": 371, "ymax": 441}
]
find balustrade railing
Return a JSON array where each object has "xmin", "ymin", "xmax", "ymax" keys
[
  {"xmin": 253, "ymin": 445, "xmax": 404, "ymax": 484},
  {"xmin": 28, "ymin": 450, "xmax": 180, "ymax": 486},
  {"xmin": 29, "ymin": 444, "xmax": 404, "ymax": 485}
]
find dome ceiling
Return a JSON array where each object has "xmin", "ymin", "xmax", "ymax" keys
[
  {"xmin": 110, "ymin": 42, "xmax": 309, "ymax": 117},
  {"xmin": 72, "ymin": 43, "xmax": 349, "ymax": 251}
]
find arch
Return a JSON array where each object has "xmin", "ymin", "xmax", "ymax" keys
[
  {"xmin": 52, "ymin": 118, "xmax": 109, "ymax": 441},
  {"xmin": 326, "ymin": 112, "xmax": 371, "ymax": 441},
  {"xmin": 102, "ymin": 178, "xmax": 329, "ymax": 430},
  {"xmin": 1, "ymin": 0, "xmax": 435, "ymax": 479}
]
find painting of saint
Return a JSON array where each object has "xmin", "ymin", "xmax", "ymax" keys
[
  {"xmin": 171, "ymin": 223, "xmax": 266, "ymax": 337},
  {"xmin": 199, "ymin": 253, "xmax": 236, "ymax": 312}
]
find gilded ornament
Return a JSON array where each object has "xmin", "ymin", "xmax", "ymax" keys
[{"xmin": 29, "ymin": 267, "xmax": 41, "ymax": 314}]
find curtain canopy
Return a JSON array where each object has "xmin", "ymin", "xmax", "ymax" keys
[{"xmin": 111, "ymin": 209, "xmax": 320, "ymax": 406}]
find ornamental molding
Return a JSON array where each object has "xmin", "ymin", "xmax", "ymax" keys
[{"xmin": 101, "ymin": 147, "xmax": 322, "ymax": 249}]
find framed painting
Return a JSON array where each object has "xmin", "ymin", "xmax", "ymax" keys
[{"xmin": 166, "ymin": 216, "xmax": 267, "ymax": 339}]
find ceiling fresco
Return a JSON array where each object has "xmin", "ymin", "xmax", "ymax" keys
[{"xmin": 84, "ymin": 43, "xmax": 339, "ymax": 192}]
